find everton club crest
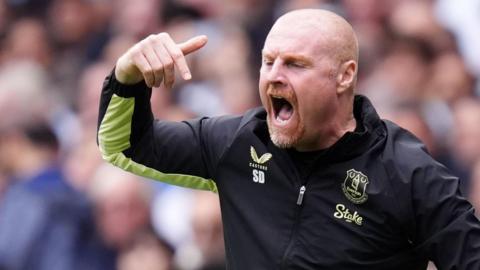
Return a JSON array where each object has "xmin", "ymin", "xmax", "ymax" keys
[{"xmin": 342, "ymin": 169, "xmax": 369, "ymax": 204}]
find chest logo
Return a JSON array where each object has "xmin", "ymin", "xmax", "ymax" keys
[
  {"xmin": 333, "ymin": 204, "xmax": 363, "ymax": 226},
  {"xmin": 249, "ymin": 146, "xmax": 272, "ymax": 184},
  {"xmin": 342, "ymin": 169, "xmax": 369, "ymax": 204},
  {"xmin": 250, "ymin": 146, "xmax": 272, "ymax": 165}
]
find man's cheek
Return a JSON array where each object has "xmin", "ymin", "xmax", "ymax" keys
[{"xmin": 259, "ymin": 90, "xmax": 269, "ymax": 108}]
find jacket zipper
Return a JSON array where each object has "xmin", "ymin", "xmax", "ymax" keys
[
  {"xmin": 281, "ymin": 185, "xmax": 307, "ymax": 268},
  {"xmin": 296, "ymin": 185, "xmax": 306, "ymax": 205}
]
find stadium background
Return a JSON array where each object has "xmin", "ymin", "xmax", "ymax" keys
[{"xmin": 0, "ymin": 0, "xmax": 479, "ymax": 269}]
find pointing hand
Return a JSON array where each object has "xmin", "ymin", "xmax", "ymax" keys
[{"xmin": 115, "ymin": 33, "xmax": 208, "ymax": 88}]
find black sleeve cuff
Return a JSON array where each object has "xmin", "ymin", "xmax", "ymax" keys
[{"xmin": 108, "ymin": 68, "xmax": 150, "ymax": 98}]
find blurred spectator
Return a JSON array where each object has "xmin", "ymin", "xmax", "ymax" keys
[
  {"xmin": 48, "ymin": 0, "xmax": 96, "ymax": 48},
  {"xmin": 165, "ymin": 20, "xmax": 257, "ymax": 116},
  {"xmin": 388, "ymin": 104, "xmax": 436, "ymax": 156},
  {"xmin": 64, "ymin": 137, "xmax": 103, "ymax": 191},
  {"xmin": 389, "ymin": 0, "xmax": 453, "ymax": 53},
  {"xmin": 191, "ymin": 191, "xmax": 225, "ymax": 269},
  {"xmin": 101, "ymin": 34, "xmax": 137, "ymax": 66},
  {"xmin": 0, "ymin": 61, "xmax": 51, "ymax": 200},
  {"xmin": 47, "ymin": 0, "xmax": 104, "ymax": 106},
  {"xmin": 77, "ymin": 62, "xmax": 112, "ymax": 131},
  {"xmin": 0, "ymin": 58, "xmax": 112, "ymax": 269},
  {"xmin": 112, "ymin": 0, "xmax": 164, "ymax": 39},
  {"xmin": 0, "ymin": 121, "xmax": 110, "ymax": 270},
  {"xmin": 1, "ymin": 17, "xmax": 52, "ymax": 67},
  {"xmin": 340, "ymin": 0, "xmax": 394, "ymax": 82},
  {"xmin": 0, "ymin": 46, "xmax": 90, "ymax": 152},
  {"xmin": 425, "ymin": 51, "xmax": 475, "ymax": 106},
  {"xmin": 0, "ymin": 60, "xmax": 80, "ymax": 154},
  {"xmin": 117, "ymin": 230, "xmax": 173, "ymax": 270},
  {"xmin": 435, "ymin": 0, "xmax": 480, "ymax": 77},
  {"xmin": 0, "ymin": 61, "xmax": 51, "ymax": 130},
  {"xmin": 341, "ymin": 0, "xmax": 392, "ymax": 25},
  {"xmin": 152, "ymin": 186, "xmax": 196, "ymax": 254},
  {"xmin": 89, "ymin": 164, "xmax": 151, "ymax": 250},
  {"xmin": 174, "ymin": 191, "xmax": 225, "ymax": 270},
  {"xmin": 63, "ymin": 62, "xmax": 111, "ymax": 191},
  {"xmin": 452, "ymin": 98, "xmax": 480, "ymax": 167},
  {"xmin": 88, "ymin": 164, "xmax": 172, "ymax": 269},
  {"xmin": 361, "ymin": 36, "xmax": 434, "ymax": 115},
  {"xmin": 89, "ymin": 0, "xmax": 114, "ymax": 33},
  {"xmin": 446, "ymin": 98, "xmax": 480, "ymax": 193}
]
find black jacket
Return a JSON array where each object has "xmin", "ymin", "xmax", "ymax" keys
[{"xmin": 98, "ymin": 72, "xmax": 480, "ymax": 269}]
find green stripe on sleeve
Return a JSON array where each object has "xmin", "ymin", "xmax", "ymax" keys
[{"xmin": 98, "ymin": 94, "xmax": 218, "ymax": 193}]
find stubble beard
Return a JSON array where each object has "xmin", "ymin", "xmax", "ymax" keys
[{"xmin": 267, "ymin": 117, "xmax": 305, "ymax": 149}]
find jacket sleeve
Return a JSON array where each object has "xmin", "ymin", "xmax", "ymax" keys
[
  {"xmin": 408, "ymin": 151, "xmax": 480, "ymax": 269},
  {"xmin": 97, "ymin": 70, "xmax": 241, "ymax": 192}
]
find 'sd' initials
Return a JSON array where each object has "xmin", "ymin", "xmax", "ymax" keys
[{"xmin": 252, "ymin": 169, "xmax": 265, "ymax": 184}]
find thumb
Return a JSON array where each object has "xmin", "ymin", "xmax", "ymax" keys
[{"xmin": 179, "ymin": 35, "xmax": 208, "ymax": 56}]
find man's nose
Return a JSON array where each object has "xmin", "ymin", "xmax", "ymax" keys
[{"xmin": 266, "ymin": 61, "xmax": 287, "ymax": 85}]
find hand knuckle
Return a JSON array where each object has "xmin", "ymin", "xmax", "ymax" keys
[
  {"xmin": 136, "ymin": 42, "xmax": 148, "ymax": 51},
  {"xmin": 172, "ymin": 51, "xmax": 183, "ymax": 60},
  {"xmin": 131, "ymin": 53, "xmax": 142, "ymax": 63},
  {"xmin": 143, "ymin": 65, "xmax": 153, "ymax": 73},
  {"xmin": 151, "ymin": 38, "xmax": 162, "ymax": 46},
  {"xmin": 130, "ymin": 44, "xmax": 141, "ymax": 54},
  {"xmin": 158, "ymin": 32, "xmax": 169, "ymax": 39},
  {"xmin": 150, "ymin": 65, "xmax": 160, "ymax": 73},
  {"xmin": 164, "ymin": 59, "xmax": 174, "ymax": 68}
]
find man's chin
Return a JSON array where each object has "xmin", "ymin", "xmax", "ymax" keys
[
  {"xmin": 267, "ymin": 121, "xmax": 304, "ymax": 149},
  {"xmin": 271, "ymin": 135, "xmax": 295, "ymax": 149}
]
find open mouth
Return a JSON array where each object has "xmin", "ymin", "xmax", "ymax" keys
[{"xmin": 271, "ymin": 96, "xmax": 294, "ymax": 124}]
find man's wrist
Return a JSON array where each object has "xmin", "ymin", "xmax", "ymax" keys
[{"xmin": 110, "ymin": 68, "xmax": 149, "ymax": 97}]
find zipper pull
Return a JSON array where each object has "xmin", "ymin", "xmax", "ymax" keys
[{"xmin": 296, "ymin": 185, "xmax": 306, "ymax": 205}]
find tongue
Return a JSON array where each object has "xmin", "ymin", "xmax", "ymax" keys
[{"xmin": 278, "ymin": 103, "xmax": 293, "ymax": 121}]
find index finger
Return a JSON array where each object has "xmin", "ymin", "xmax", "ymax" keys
[
  {"xmin": 179, "ymin": 35, "xmax": 208, "ymax": 55},
  {"xmin": 159, "ymin": 33, "xmax": 192, "ymax": 80}
]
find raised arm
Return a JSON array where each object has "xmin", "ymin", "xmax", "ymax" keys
[{"xmin": 97, "ymin": 33, "xmax": 236, "ymax": 192}]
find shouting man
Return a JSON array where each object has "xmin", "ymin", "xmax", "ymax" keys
[{"xmin": 97, "ymin": 9, "xmax": 480, "ymax": 269}]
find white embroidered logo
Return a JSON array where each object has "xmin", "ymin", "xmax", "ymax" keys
[{"xmin": 249, "ymin": 146, "xmax": 272, "ymax": 184}]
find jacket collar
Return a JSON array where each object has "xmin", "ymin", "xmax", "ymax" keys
[{"xmin": 320, "ymin": 95, "xmax": 385, "ymax": 162}]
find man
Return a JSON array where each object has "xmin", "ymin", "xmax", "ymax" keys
[
  {"xmin": 98, "ymin": 9, "xmax": 480, "ymax": 269},
  {"xmin": 0, "ymin": 121, "xmax": 114, "ymax": 270}
]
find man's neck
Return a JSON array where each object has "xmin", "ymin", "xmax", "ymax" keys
[{"xmin": 296, "ymin": 114, "xmax": 356, "ymax": 152}]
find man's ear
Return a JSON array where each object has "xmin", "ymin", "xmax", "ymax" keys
[{"xmin": 336, "ymin": 60, "xmax": 357, "ymax": 94}]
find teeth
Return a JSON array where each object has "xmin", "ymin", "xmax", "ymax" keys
[{"xmin": 275, "ymin": 115, "xmax": 289, "ymax": 123}]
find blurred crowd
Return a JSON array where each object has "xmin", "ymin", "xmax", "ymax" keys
[{"xmin": 0, "ymin": 0, "xmax": 479, "ymax": 269}]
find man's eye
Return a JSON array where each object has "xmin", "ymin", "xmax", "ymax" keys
[
  {"xmin": 287, "ymin": 62, "xmax": 303, "ymax": 68},
  {"xmin": 263, "ymin": 59, "xmax": 273, "ymax": 65}
]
